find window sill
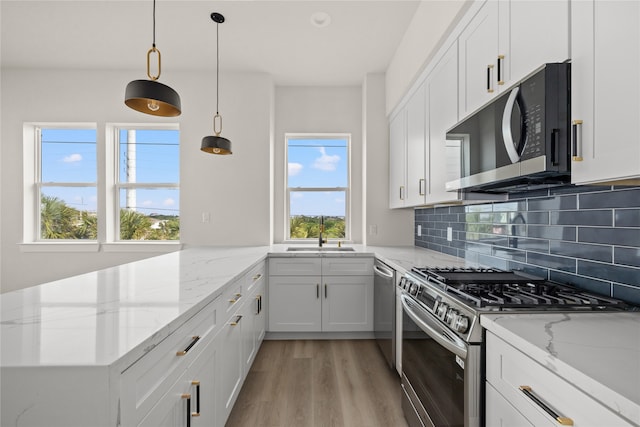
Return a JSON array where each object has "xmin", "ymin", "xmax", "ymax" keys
[
  {"xmin": 19, "ymin": 242, "xmax": 182, "ymax": 253},
  {"xmin": 101, "ymin": 242, "xmax": 183, "ymax": 253},
  {"xmin": 19, "ymin": 242, "xmax": 100, "ymax": 253}
]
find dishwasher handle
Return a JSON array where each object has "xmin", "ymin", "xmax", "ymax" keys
[{"xmin": 374, "ymin": 264, "xmax": 394, "ymax": 279}]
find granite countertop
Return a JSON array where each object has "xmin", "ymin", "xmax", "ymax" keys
[
  {"xmin": 1, "ymin": 244, "xmax": 462, "ymax": 369},
  {"xmin": 481, "ymin": 312, "xmax": 640, "ymax": 425}
]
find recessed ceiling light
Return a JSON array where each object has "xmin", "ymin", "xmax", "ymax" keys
[{"xmin": 310, "ymin": 12, "xmax": 331, "ymax": 28}]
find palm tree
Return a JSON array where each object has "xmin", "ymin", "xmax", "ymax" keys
[
  {"xmin": 75, "ymin": 211, "xmax": 98, "ymax": 239},
  {"xmin": 40, "ymin": 195, "xmax": 79, "ymax": 239},
  {"xmin": 120, "ymin": 209, "xmax": 152, "ymax": 240}
]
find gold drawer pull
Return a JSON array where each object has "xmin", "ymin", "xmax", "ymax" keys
[
  {"xmin": 519, "ymin": 386, "xmax": 573, "ymax": 425},
  {"xmin": 252, "ymin": 273, "xmax": 262, "ymax": 281},
  {"xmin": 176, "ymin": 336, "xmax": 200, "ymax": 356},
  {"xmin": 182, "ymin": 393, "xmax": 191, "ymax": 427},
  {"xmin": 230, "ymin": 315, "xmax": 243, "ymax": 326},
  {"xmin": 228, "ymin": 293, "xmax": 242, "ymax": 303},
  {"xmin": 191, "ymin": 380, "xmax": 201, "ymax": 417}
]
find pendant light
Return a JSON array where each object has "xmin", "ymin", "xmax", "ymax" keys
[
  {"xmin": 201, "ymin": 12, "xmax": 232, "ymax": 155},
  {"xmin": 124, "ymin": 0, "xmax": 181, "ymax": 117}
]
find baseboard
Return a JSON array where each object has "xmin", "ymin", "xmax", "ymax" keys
[{"xmin": 265, "ymin": 331, "xmax": 375, "ymax": 340}]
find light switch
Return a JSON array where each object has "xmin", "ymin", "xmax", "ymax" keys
[{"xmin": 202, "ymin": 212, "xmax": 211, "ymax": 223}]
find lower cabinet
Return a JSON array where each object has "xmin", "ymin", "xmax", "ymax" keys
[
  {"xmin": 217, "ymin": 306, "xmax": 244, "ymax": 425},
  {"xmin": 486, "ymin": 331, "xmax": 632, "ymax": 427},
  {"xmin": 268, "ymin": 257, "xmax": 374, "ymax": 333}
]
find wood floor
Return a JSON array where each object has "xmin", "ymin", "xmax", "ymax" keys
[{"xmin": 226, "ymin": 340, "xmax": 408, "ymax": 427}]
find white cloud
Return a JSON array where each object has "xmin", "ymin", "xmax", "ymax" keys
[
  {"xmin": 288, "ymin": 162, "xmax": 303, "ymax": 176},
  {"xmin": 312, "ymin": 147, "xmax": 340, "ymax": 171},
  {"xmin": 163, "ymin": 198, "xmax": 175, "ymax": 206},
  {"xmin": 63, "ymin": 153, "xmax": 82, "ymax": 163}
]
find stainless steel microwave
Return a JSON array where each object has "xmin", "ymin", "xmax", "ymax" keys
[{"xmin": 446, "ymin": 63, "xmax": 571, "ymax": 192}]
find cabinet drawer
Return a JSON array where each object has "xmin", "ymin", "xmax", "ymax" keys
[
  {"xmin": 244, "ymin": 261, "xmax": 266, "ymax": 295},
  {"xmin": 486, "ymin": 332, "xmax": 631, "ymax": 427},
  {"xmin": 269, "ymin": 257, "xmax": 321, "ymax": 276},
  {"xmin": 222, "ymin": 279, "xmax": 244, "ymax": 317},
  {"xmin": 120, "ymin": 299, "xmax": 219, "ymax": 426},
  {"xmin": 322, "ymin": 257, "xmax": 373, "ymax": 276}
]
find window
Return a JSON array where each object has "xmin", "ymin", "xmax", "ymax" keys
[
  {"xmin": 115, "ymin": 127, "xmax": 180, "ymax": 241},
  {"xmin": 23, "ymin": 123, "xmax": 180, "ymax": 249},
  {"xmin": 286, "ymin": 134, "xmax": 350, "ymax": 240},
  {"xmin": 37, "ymin": 126, "xmax": 98, "ymax": 240}
]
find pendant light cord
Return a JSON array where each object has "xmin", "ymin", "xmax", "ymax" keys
[
  {"xmin": 152, "ymin": 0, "xmax": 156, "ymax": 48},
  {"xmin": 216, "ymin": 21, "xmax": 220, "ymax": 115}
]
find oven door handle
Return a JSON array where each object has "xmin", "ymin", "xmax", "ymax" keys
[{"xmin": 401, "ymin": 293, "xmax": 468, "ymax": 359}]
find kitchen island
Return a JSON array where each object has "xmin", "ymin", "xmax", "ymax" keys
[{"xmin": 0, "ymin": 244, "xmax": 463, "ymax": 427}]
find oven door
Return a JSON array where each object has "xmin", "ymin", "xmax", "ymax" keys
[{"xmin": 400, "ymin": 293, "xmax": 481, "ymax": 427}]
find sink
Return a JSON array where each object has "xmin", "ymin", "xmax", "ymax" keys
[{"xmin": 286, "ymin": 247, "xmax": 355, "ymax": 252}]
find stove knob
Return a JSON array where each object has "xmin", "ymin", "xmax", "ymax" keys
[
  {"xmin": 436, "ymin": 302, "xmax": 448, "ymax": 319},
  {"xmin": 445, "ymin": 308, "xmax": 458, "ymax": 325},
  {"xmin": 454, "ymin": 315, "xmax": 470, "ymax": 334}
]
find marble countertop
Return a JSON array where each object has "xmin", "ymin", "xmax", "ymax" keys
[
  {"xmin": 481, "ymin": 312, "xmax": 640, "ymax": 425},
  {"xmin": 1, "ymin": 244, "xmax": 463, "ymax": 369}
]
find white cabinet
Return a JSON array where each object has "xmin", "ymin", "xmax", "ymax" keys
[
  {"xmin": 217, "ymin": 305, "xmax": 244, "ymax": 425},
  {"xmin": 389, "ymin": 110, "xmax": 407, "ymax": 209},
  {"xmin": 486, "ymin": 331, "xmax": 632, "ymax": 427},
  {"xmin": 406, "ymin": 84, "xmax": 427, "ymax": 207},
  {"xmin": 427, "ymin": 41, "xmax": 461, "ymax": 205},
  {"xmin": 268, "ymin": 257, "xmax": 373, "ymax": 332},
  {"xmin": 570, "ymin": 0, "xmax": 640, "ymax": 185},
  {"xmin": 458, "ymin": 0, "xmax": 569, "ymax": 118}
]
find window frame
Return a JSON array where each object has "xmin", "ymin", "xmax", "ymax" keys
[
  {"xmin": 111, "ymin": 124, "xmax": 180, "ymax": 243},
  {"xmin": 284, "ymin": 133, "xmax": 351, "ymax": 242},
  {"xmin": 21, "ymin": 122, "xmax": 181, "ymax": 253}
]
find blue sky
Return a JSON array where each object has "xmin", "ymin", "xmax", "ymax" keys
[
  {"xmin": 287, "ymin": 137, "xmax": 348, "ymax": 217},
  {"xmin": 41, "ymin": 128, "xmax": 179, "ymax": 216}
]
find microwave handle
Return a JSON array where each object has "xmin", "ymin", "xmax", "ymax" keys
[{"xmin": 502, "ymin": 86, "xmax": 522, "ymax": 164}]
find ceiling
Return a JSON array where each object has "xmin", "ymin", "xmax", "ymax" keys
[{"xmin": 1, "ymin": 0, "xmax": 425, "ymax": 86}]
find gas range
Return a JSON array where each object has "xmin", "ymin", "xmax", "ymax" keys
[{"xmin": 399, "ymin": 267, "xmax": 633, "ymax": 344}]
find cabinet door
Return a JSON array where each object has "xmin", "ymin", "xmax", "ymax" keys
[
  {"xmin": 322, "ymin": 276, "xmax": 373, "ymax": 332},
  {"xmin": 486, "ymin": 382, "xmax": 534, "ymax": 427},
  {"xmin": 502, "ymin": 0, "xmax": 569, "ymax": 87},
  {"xmin": 571, "ymin": 0, "xmax": 640, "ymax": 184},
  {"xmin": 405, "ymin": 83, "xmax": 426, "ymax": 207},
  {"xmin": 458, "ymin": 0, "xmax": 499, "ymax": 118},
  {"xmin": 268, "ymin": 276, "xmax": 322, "ymax": 332},
  {"xmin": 428, "ymin": 41, "xmax": 461, "ymax": 205},
  {"xmin": 389, "ymin": 110, "xmax": 407, "ymax": 208},
  {"xmin": 217, "ymin": 309, "xmax": 244, "ymax": 424},
  {"xmin": 241, "ymin": 294, "xmax": 257, "ymax": 374},
  {"xmin": 139, "ymin": 338, "xmax": 218, "ymax": 427},
  {"xmin": 254, "ymin": 279, "xmax": 266, "ymax": 345}
]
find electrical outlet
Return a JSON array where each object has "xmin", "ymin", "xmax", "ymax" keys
[
  {"xmin": 202, "ymin": 212, "xmax": 211, "ymax": 223},
  {"xmin": 447, "ymin": 227, "xmax": 453, "ymax": 241},
  {"xmin": 417, "ymin": 225, "xmax": 422, "ymax": 237},
  {"xmin": 369, "ymin": 224, "xmax": 378, "ymax": 235}
]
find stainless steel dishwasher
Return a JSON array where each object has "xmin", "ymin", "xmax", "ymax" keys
[{"xmin": 373, "ymin": 260, "xmax": 395, "ymax": 369}]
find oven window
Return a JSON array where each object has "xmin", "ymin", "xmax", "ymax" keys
[{"xmin": 403, "ymin": 311, "xmax": 464, "ymax": 427}]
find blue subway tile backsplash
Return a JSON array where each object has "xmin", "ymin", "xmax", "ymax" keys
[{"xmin": 414, "ymin": 186, "xmax": 640, "ymax": 305}]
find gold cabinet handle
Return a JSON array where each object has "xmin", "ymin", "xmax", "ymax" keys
[
  {"xmin": 230, "ymin": 315, "xmax": 243, "ymax": 326},
  {"xmin": 324, "ymin": 284, "xmax": 327, "ymax": 299},
  {"xmin": 176, "ymin": 336, "xmax": 200, "ymax": 356},
  {"xmin": 181, "ymin": 393, "xmax": 191, "ymax": 427},
  {"xmin": 228, "ymin": 293, "xmax": 242, "ymax": 303},
  {"xmin": 497, "ymin": 55, "xmax": 505, "ymax": 85},
  {"xmin": 255, "ymin": 294, "xmax": 262, "ymax": 315},
  {"xmin": 252, "ymin": 273, "xmax": 262, "ymax": 281},
  {"xmin": 317, "ymin": 284, "xmax": 320, "ymax": 299},
  {"xmin": 191, "ymin": 380, "xmax": 201, "ymax": 417},
  {"xmin": 571, "ymin": 120, "xmax": 584, "ymax": 161},
  {"xmin": 519, "ymin": 386, "xmax": 573, "ymax": 425}
]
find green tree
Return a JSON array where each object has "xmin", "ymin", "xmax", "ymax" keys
[
  {"xmin": 120, "ymin": 209, "xmax": 152, "ymax": 240},
  {"xmin": 40, "ymin": 195, "xmax": 80, "ymax": 239},
  {"xmin": 75, "ymin": 211, "xmax": 98, "ymax": 239}
]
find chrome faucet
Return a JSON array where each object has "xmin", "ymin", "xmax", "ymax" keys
[{"xmin": 318, "ymin": 216, "xmax": 327, "ymax": 247}]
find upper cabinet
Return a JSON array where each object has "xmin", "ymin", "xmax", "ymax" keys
[
  {"xmin": 389, "ymin": 109, "xmax": 407, "ymax": 209},
  {"xmin": 458, "ymin": 0, "xmax": 570, "ymax": 118},
  {"xmin": 570, "ymin": 0, "xmax": 640, "ymax": 185}
]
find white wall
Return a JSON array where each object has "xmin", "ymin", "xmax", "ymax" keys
[
  {"xmin": 1, "ymin": 68, "xmax": 273, "ymax": 292},
  {"xmin": 386, "ymin": 0, "xmax": 470, "ymax": 115},
  {"xmin": 273, "ymin": 86, "xmax": 364, "ymax": 243},
  {"xmin": 363, "ymin": 74, "xmax": 413, "ymax": 246}
]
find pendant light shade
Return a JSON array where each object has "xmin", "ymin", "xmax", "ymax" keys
[
  {"xmin": 201, "ymin": 12, "xmax": 232, "ymax": 155},
  {"xmin": 125, "ymin": 0, "xmax": 181, "ymax": 117}
]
